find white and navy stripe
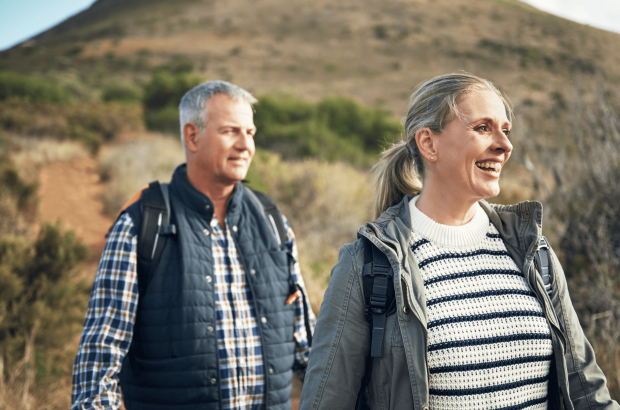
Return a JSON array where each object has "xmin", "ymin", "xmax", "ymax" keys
[{"xmin": 409, "ymin": 197, "xmax": 552, "ymax": 410}]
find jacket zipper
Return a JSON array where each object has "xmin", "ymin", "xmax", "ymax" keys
[{"xmin": 365, "ymin": 223, "xmax": 432, "ymax": 384}]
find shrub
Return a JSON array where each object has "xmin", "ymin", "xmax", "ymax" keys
[
  {"xmin": 0, "ymin": 72, "xmax": 70, "ymax": 104},
  {"xmin": 101, "ymin": 83, "xmax": 142, "ymax": 104},
  {"xmin": 253, "ymin": 95, "xmax": 401, "ymax": 167},
  {"xmin": 142, "ymin": 68, "xmax": 202, "ymax": 132},
  {"xmin": 0, "ymin": 98, "xmax": 145, "ymax": 154},
  {"xmin": 0, "ymin": 222, "xmax": 89, "ymax": 402}
]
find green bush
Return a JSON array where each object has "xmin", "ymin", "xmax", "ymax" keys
[
  {"xmin": 0, "ymin": 222, "xmax": 89, "ymax": 390},
  {"xmin": 142, "ymin": 66, "xmax": 202, "ymax": 132},
  {"xmin": 0, "ymin": 154, "xmax": 38, "ymax": 211},
  {"xmin": 143, "ymin": 69, "xmax": 202, "ymax": 111},
  {"xmin": 0, "ymin": 98, "xmax": 145, "ymax": 154},
  {"xmin": 101, "ymin": 83, "xmax": 142, "ymax": 104},
  {"xmin": 253, "ymin": 95, "xmax": 402, "ymax": 166},
  {"xmin": 0, "ymin": 72, "xmax": 70, "ymax": 104}
]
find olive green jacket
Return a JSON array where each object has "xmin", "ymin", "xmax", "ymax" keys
[{"xmin": 299, "ymin": 197, "xmax": 619, "ymax": 410}]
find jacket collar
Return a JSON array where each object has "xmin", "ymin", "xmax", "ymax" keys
[{"xmin": 366, "ymin": 195, "xmax": 544, "ymax": 261}]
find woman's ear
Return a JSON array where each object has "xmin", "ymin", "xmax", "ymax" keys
[
  {"xmin": 183, "ymin": 122, "xmax": 200, "ymax": 154},
  {"xmin": 415, "ymin": 128, "xmax": 437, "ymax": 162}
]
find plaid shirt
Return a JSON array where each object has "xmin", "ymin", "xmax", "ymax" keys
[{"xmin": 71, "ymin": 212, "xmax": 315, "ymax": 410}]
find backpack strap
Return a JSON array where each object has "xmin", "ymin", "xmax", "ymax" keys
[
  {"xmin": 356, "ymin": 236, "xmax": 395, "ymax": 410},
  {"xmin": 243, "ymin": 186, "xmax": 287, "ymax": 251},
  {"xmin": 136, "ymin": 181, "xmax": 176, "ymax": 296},
  {"xmin": 537, "ymin": 237, "xmax": 552, "ymax": 297}
]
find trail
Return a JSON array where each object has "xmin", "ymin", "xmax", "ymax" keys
[{"xmin": 38, "ymin": 157, "xmax": 112, "ymax": 255}]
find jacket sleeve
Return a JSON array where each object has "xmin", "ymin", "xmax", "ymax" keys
[
  {"xmin": 549, "ymin": 247, "xmax": 620, "ymax": 410},
  {"xmin": 298, "ymin": 242, "xmax": 370, "ymax": 410}
]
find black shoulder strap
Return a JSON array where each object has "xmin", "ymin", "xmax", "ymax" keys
[
  {"xmin": 137, "ymin": 181, "xmax": 176, "ymax": 296},
  {"xmin": 243, "ymin": 186, "xmax": 287, "ymax": 251},
  {"xmin": 356, "ymin": 235, "xmax": 395, "ymax": 410},
  {"xmin": 536, "ymin": 237, "xmax": 552, "ymax": 297}
]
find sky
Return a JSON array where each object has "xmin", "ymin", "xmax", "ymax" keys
[{"xmin": 0, "ymin": 0, "xmax": 619, "ymax": 51}]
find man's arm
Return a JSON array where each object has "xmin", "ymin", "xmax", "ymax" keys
[
  {"xmin": 282, "ymin": 215, "xmax": 317, "ymax": 371},
  {"xmin": 71, "ymin": 213, "xmax": 139, "ymax": 410}
]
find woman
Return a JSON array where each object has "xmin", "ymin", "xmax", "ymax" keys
[{"xmin": 298, "ymin": 73, "xmax": 619, "ymax": 410}]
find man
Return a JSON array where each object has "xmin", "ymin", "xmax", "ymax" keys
[{"xmin": 71, "ymin": 80, "xmax": 316, "ymax": 410}]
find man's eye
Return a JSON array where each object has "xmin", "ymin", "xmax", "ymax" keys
[
  {"xmin": 475, "ymin": 125, "xmax": 487, "ymax": 131},
  {"xmin": 503, "ymin": 129, "xmax": 511, "ymax": 136}
]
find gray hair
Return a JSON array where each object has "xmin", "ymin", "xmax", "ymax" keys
[
  {"xmin": 179, "ymin": 80, "xmax": 257, "ymax": 150},
  {"xmin": 369, "ymin": 72, "xmax": 514, "ymax": 219}
]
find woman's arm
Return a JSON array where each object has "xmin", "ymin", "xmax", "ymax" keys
[
  {"xmin": 299, "ymin": 241, "xmax": 370, "ymax": 410},
  {"xmin": 549, "ymin": 247, "xmax": 620, "ymax": 410}
]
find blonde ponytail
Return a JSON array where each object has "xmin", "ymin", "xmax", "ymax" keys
[{"xmin": 369, "ymin": 140, "xmax": 422, "ymax": 220}]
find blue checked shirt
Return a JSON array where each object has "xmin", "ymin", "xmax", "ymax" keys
[{"xmin": 71, "ymin": 212, "xmax": 315, "ymax": 410}]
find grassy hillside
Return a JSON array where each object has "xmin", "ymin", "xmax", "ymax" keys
[{"xmin": 1, "ymin": 0, "xmax": 619, "ymax": 117}]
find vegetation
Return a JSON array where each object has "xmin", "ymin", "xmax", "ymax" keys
[
  {"xmin": 0, "ymin": 96, "xmax": 144, "ymax": 153},
  {"xmin": 0, "ymin": 72, "xmax": 70, "ymax": 104},
  {"xmin": 254, "ymin": 95, "xmax": 401, "ymax": 166},
  {"xmin": 143, "ymin": 59, "xmax": 202, "ymax": 133}
]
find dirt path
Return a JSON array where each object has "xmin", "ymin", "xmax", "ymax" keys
[{"xmin": 38, "ymin": 158, "xmax": 112, "ymax": 252}]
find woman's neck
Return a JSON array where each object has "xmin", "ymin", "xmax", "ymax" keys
[{"xmin": 415, "ymin": 179, "xmax": 479, "ymax": 226}]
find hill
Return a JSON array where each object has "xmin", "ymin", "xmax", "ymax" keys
[{"xmin": 1, "ymin": 0, "xmax": 619, "ymax": 117}]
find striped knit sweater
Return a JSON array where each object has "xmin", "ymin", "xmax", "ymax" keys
[{"xmin": 409, "ymin": 196, "xmax": 553, "ymax": 410}]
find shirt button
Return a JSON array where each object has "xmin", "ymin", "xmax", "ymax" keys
[
  {"xmin": 210, "ymin": 219, "xmax": 218, "ymax": 228},
  {"xmin": 268, "ymin": 367, "xmax": 274, "ymax": 375},
  {"xmin": 205, "ymin": 275, "xmax": 212, "ymax": 283},
  {"xmin": 210, "ymin": 378, "xmax": 217, "ymax": 384},
  {"xmin": 261, "ymin": 317, "xmax": 267, "ymax": 324},
  {"xmin": 232, "ymin": 225, "xmax": 238, "ymax": 232},
  {"xmin": 203, "ymin": 228, "xmax": 210, "ymax": 236},
  {"xmin": 205, "ymin": 204, "xmax": 211, "ymax": 210},
  {"xmin": 208, "ymin": 326, "xmax": 214, "ymax": 332},
  {"xmin": 250, "ymin": 269, "xmax": 256, "ymax": 275},
  {"xmin": 402, "ymin": 306, "xmax": 409, "ymax": 315}
]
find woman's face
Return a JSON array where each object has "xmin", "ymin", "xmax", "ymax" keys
[{"xmin": 433, "ymin": 89, "xmax": 513, "ymax": 201}]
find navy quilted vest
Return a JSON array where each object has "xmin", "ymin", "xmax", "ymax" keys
[{"xmin": 119, "ymin": 165, "xmax": 296, "ymax": 410}]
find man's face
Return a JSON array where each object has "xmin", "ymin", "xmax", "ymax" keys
[{"xmin": 193, "ymin": 93, "xmax": 256, "ymax": 185}]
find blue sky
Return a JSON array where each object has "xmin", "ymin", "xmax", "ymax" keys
[
  {"xmin": 0, "ymin": 0, "xmax": 97, "ymax": 51},
  {"xmin": 0, "ymin": 0, "xmax": 619, "ymax": 51}
]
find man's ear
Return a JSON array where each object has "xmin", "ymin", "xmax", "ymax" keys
[
  {"xmin": 183, "ymin": 122, "xmax": 200, "ymax": 154},
  {"xmin": 415, "ymin": 128, "xmax": 437, "ymax": 162}
]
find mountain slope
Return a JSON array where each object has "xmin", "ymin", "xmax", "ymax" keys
[{"xmin": 2, "ymin": 0, "xmax": 619, "ymax": 117}]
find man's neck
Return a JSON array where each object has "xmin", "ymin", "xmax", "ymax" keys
[{"xmin": 186, "ymin": 165, "xmax": 236, "ymax": 228}]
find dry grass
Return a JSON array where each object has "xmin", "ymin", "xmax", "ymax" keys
[
  {"xmin": 7, "ymin": 136, "xmax": 90, "ymax": 181},
  {"xmin": 247, "ymin": 150, "xmax": 372, "ymax": 306},
  {"xmin": 97, "ymin": 134, "xmax": 186, "ymax": 217}
]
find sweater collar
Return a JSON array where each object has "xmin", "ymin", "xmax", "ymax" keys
[{"xmin": 408, "ymin": 196, "xmax": 490, "ymax": 248}]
